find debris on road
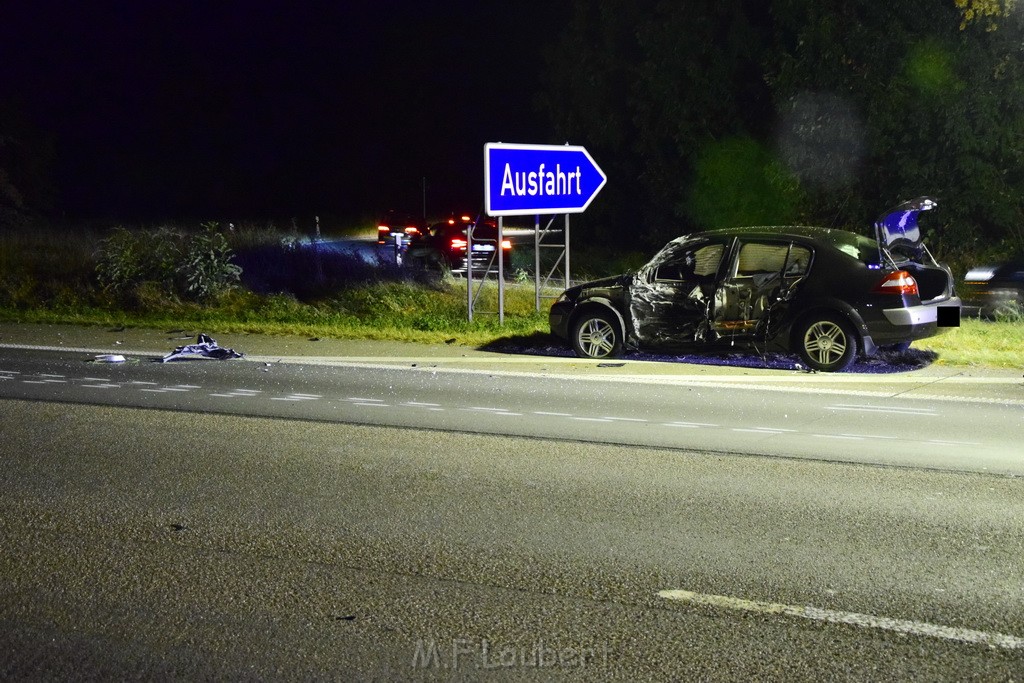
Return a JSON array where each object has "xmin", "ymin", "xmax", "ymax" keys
[{"xmin": 161, "ymin": 333, "xmax": 243, "ymax": 362}]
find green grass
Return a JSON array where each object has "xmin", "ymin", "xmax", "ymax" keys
[{"xmin": 916, "ymin": 318, "xmax": 1023, "ymax": 369}]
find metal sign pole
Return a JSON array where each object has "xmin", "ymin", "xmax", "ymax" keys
[
  {"xmin": 534, "ymin": 213, "xmax": 541, "ymax": 312},
  {"xmin": 467, "ymin": 222, "xmax": 473, "ymax": 322},
  {"xmin": 498, "ymin": 216, "xmax": 505, "ymax": 324},
  {"xmin": 564, "ymin": 214, "xmax": 571, "ymax": 290}
]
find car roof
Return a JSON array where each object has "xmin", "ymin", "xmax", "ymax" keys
[{"xmin": 690, "ymin": 225, "xmax": 869, "ymax": 246}]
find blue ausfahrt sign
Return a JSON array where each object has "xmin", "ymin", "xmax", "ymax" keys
[{"xmin": 484, "ymin": 142, "xmax": 607, "ymax": 216}]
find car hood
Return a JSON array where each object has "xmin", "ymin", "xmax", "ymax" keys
[
  {"xmin": 874, "ymin": 196, "xmax": 937, "ymax": 252},
  {"xmin": 566, "ymin": 274, "xmax": 631, "ymax": 299}
]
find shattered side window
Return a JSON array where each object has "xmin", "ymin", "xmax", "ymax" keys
[
  {"xmin": 785, "ymin": 245, "xmax": 812, "ymax": 276},
  {"xmin": 736, "ymin": 243, "xmax": 790, "ymax": 276},
  {"xmin": 654, "ymin": 243, "xmax": 724, "ymax": 282}
]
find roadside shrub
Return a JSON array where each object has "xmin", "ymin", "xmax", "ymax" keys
[
  {"xmin": 95, "ymin": 223, "xmax": 241, "ymax": 302},
  {"xmin": 180, "ymin": 223, "xmax": 243, "ymax": 300}
]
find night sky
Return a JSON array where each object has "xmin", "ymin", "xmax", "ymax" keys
[{"xmin": 1, "ymin": 1, "xmax": 565, "ymax": 224}]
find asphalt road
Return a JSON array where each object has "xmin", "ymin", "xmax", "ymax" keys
[
  {"xmin": 2, "ymin": 400, "xmax": 1023, "ymax": 680},
  {"xmin": 0, "ymin": 342, "xmax": 1022, "ymax": 476},
  {"xmin": 1, "ymin": 325, "xmax": 1023, "ymax": 679}
]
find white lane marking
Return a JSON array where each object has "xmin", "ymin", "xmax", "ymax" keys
[
  {"xmin": 348, "ymin": 397, "xmax": 382, "ymax": 402},
  {"xmin": 929, "ymin": 439, "xmax": 982, "ymax": 447},
  {"xmin": 353, "ymin": 402, "xmax": 390, "ymax": 407},
  {"xmin": 828, "ymin": 404, "xmax": 937, "ymax": 416},
  {"xmin": 83, "ymin": 384, "xmax": 119, "ymax": 389},
  {"xmin": 659, "ymin": 589, "xmax": 1024, "ymax": 651},
  {"xmin": 603, "ymin": 416, "xmax": 648, "ymax": 423},
  {"xmin": 572, "ymin": 417, "xmax": 613, "ymax": 423},
  {"xmin": 130, "ymin": 381, "xmax": 158, "ymax": 385},
  {"xmin": 534, "ymin": 411, "xmax": 573, "ymax": 417},
  {"xmin": 210, "ymin": 389, "xmax": 262, "ymax": 399},
  {"xmin": 21, "ymin": 380, "xmax": 49, "ymax": 384},
  {"xmin": 405, "ymin": 401, "xmax": 441, "ymax": 407},
  {"xmin": 813, "ymin": 434, "xmax": 865, "ymax": 441},
  {"xmin": 271, "ymin": 394, "xmax": 322, "ymax": 402},
  {"xmin": 466, "ymin": 406, "xmax": 513, "ymax": 412},
  {"xmin": 39, "ymin": 374, "xmax": 65, "ymax": 378},
  {"xmin": 731, "ymin": 427, "xmax": 791, "ymax": 434},
  {"xmin": 41, "ymin": 379, "xmax": 67, "ymax": 383},
  {"xmin": 840, "ymin": 433, "xmax": 898, "ymax": 440},
  {"xmin": 664, "ymin": 421, "xmax": 718, "ymax": 428}
]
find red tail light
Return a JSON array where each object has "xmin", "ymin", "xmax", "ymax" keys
[
  {"xmin": 404, "ymin": 226, "xmax": 420, "ymax": 235},
  {"xmin": 874, "ymin": 270, "xmax": 918, "ymax": 295},
  {"xmin": 450, "ymin": 238, "xmax": 468, "ymax": 250},
  {"xmin": 377, "ymin": 225, "xmax": 389, "ymax": 232},
  {"xmin": 501, "ymin": 239, "xmax": 512, "ymax": 250}
]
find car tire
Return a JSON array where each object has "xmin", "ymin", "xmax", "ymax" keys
[
  {"xmin": 571, "ymin": 309, "xmax": 624, "ymax": 359},
  {"xmin": 795, "ymin": 313, "xmax": 857, "ymax": 372}
]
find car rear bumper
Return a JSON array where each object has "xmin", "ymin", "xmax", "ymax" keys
[{"xmin": 883, "ymin": 297, "xmax": 960, "ymax": 325}]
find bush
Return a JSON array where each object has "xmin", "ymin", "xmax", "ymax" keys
[{"xmin": 95, "ymin": 223, "xmax": 241, "ymax": 302}]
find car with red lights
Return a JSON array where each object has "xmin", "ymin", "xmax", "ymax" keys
[
  {"xmin": 406, "ymin": 213, "xmax": 512, "ymax": 275},
  {"xmin": 961, "ymin": 260, "xmax": 1024, "ymax": 318},
  {"xmin": 376, "ymin": 210, "xmax": 426, "ymax": 245},
  {"xmin": 549, "ymin": 197, "xmax": 961, "ymax": 372}
]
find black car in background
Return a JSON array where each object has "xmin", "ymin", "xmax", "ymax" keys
[
  {"xmin": 961, "ymin": 261, "xmax": 1024, "ymax": 318},
  {"xmin": 376, "ymin": 210, "xmax": 426, "ymax": 245},
  {"xmin": 549, "ymin": 197, "xmax": 961, "ymax": 372},
  {"xmin": 405, "ymin": 213, "xmax": 512, "ymax": 275}
]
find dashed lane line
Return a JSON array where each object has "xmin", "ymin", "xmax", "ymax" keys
[{"xmin": 658, "ymin": 589, "xmax": 1024, "ymax": 651}]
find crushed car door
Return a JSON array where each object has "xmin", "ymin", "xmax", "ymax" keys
[
  {"xmin": 628, "ymin": 240, "xmax": 726, "ymax": 348},
  {"xmin": 713, "ymin": 240, "xmax": 812, "ymax": 340}
]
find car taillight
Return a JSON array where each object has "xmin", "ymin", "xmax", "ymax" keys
[
  {"xmin": 451, "ymin": 238, "xmax": 468, "ymax": 250},
  {"xmin": 405, "ymin": 226, "xmax": 420, "ymax": 235},
  {"xmin": 501, "ymin": 239, "xmax": 512, "ymax": 250},
  {"xmin": 874, "ymin": 270, "xmax": 919, "ymax": 295},
  {"xmin": 378, "ymin": 225, "xmax": 389, "ymax": 232}
]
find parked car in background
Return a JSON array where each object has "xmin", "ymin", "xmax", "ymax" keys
[
  {"xmin": 405, "ymin": 212, "xmax": 512, "ymax": 275},
  {"xmin": 376, "ymin": 210, "xmax": 426, "ymax": 245},
  {"xmin": 549, "ymin": 197, "xmax": 961, "ymax": 372},
  {"xmin": 961, "ymin": 260, "xmax": 1024, "ymax": 318}
]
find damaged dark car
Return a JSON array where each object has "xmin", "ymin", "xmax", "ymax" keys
[{"xmin": 549, "ymin": 197, "xmax": 961, "ymax": 372}]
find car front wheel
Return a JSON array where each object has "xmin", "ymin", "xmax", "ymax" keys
[
  {"xmin": 571, "ymin": 310, "xmax": 623, "ymax": 359},
  {"xmin": 795, "ymin": 313, "xmax": 856, "ymax": 372}
]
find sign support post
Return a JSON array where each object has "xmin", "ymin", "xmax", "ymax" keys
[{"xmin": 482, "ymin": 142, "xmax": 605, "ymax": 324}]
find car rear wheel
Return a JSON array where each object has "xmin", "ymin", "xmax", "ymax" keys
[
  {"xmin": 795, "ymin": 313, "xmax": 856, "ymax": 372},
  {"xmin": 571, "ymin": 310, "xmax": 623, "ymax": 359}
]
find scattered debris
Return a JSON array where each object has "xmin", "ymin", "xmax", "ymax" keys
[
  {"xmin": 94, "ymin": 354, "xmax": 126, "ymax": 363},
  {"xmin": 161, "ymin": 333, "xmax": 244, "ymax": 362},
  {"xmin": 597, "ymin": 362, "xmax": 625, "ymax": 368}
]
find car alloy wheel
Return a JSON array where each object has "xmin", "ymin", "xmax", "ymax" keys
[
  {"xmin": 797, "ymin": 314, "xmax": 856, "ymax": 372},
  {"xmin": 571, "ymin": 310, "xmax": 623, "ymax": 359}
]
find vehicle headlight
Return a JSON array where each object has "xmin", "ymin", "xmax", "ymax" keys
[{"xmin": 964, "ymin": 267, "xmax": 995, "ymax": 281}]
